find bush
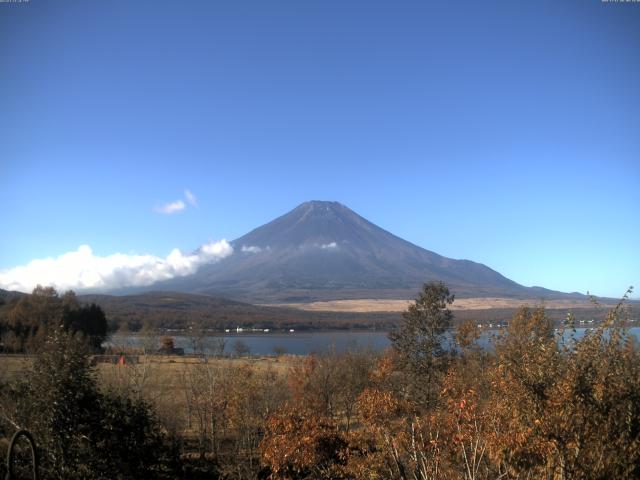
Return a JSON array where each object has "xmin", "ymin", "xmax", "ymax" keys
[{"xmin": 1, "ymin": 328, "xmax": 179, "ymax": 480}]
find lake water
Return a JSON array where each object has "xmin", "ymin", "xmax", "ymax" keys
[{"xmin": 107, "ymin": 327, "xmax": 640, "ymax": 356}]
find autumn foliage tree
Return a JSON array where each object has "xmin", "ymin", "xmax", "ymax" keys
[
  {"xmin": 487, "ymin": 295, "xmax": 640, "ymax": 479},
  {"xmin": 3, "ymin": 282, "xmax": 638, "ymax": 480},
  {"xmin": 261, "ymin": 285, "xmax": 639, "ymax": 480},
  {"xmin": 260, "ymin": 407, "xmax": 350, "ymax": 479}
]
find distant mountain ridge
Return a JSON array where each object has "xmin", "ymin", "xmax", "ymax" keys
[
  {"xmin": 150, "ymin": 201, "xmax": 581, "ymax": 302},
  {"xmin": 0, "ymin": 288, "xmax": 26, "ymax": 303}
]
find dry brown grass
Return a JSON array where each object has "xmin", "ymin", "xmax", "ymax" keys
[
  {"xmin": 0, "ymin": 354, "xmax": 32, "ymax": 382},
  {"xmin": 0, "ymin": 353, "xmax": 300, "ymax": 436},
  {"xmin": 0, "ymin": 353, "xmax": 295, "ymax": 382},
  {"xmin": 266, "ymin": 297, "xmax": 614, "ymax": 313},
  {"xmin": 103, "ymin": 355, "xmax": 301, "ymax": 436}
]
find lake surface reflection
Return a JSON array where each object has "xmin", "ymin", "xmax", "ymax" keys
[{"xmin": 107, "ymin": 327, "xmax": 640, "ymax": 356}]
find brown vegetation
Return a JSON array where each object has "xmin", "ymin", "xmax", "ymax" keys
[
  {"xmin": 269, "ymin": 297, "xmax": 620, "ymax": 313},
  {"xmin": 0, "ymin": 283, "xmax": 638, "ymax": 479}
]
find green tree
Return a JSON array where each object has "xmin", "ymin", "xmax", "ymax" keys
[
  {"xmin": 7, "ymin": 327, "xmax": 178, "ymax": 479},
  {"xmin": 95, "ymin": 394, "xmax": 180, "ymax": 480},
  {"xmin": 0, "ymin": 287, "xmax": 109, "ymax": 353},
  {"xmin": 388, "ymin": 281, "xmax": 454, "ymax": 407},
  {"xmin": 26, "ymin": 328, "xmax": 102, "ymax": 479},
  {"xmin": 63, "ymin": 303, "xmax": 108, "ymax": 351}
]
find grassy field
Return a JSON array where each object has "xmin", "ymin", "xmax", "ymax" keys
[
  {"xmin": 266, "ymin": 297, "xmax": 618, "ymax": 313},
  {"xmin": 0, "ymin": 353, "xmax": 297, "ymax": 382},
  {"xmin": 0, "ymin": 353, "xmax": 299, "ymax": 437},
  {"xmin": 0, "ymin": 354, "xmax": 32, "ymax": 382}
]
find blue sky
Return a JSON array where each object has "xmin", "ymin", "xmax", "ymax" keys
[{"xmin": 0, "ymin": 0, "xmax": 638, "ymax": 298}]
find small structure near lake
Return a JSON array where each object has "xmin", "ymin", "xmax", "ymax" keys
[{"xmin": 156, "ymin": 336, "xmax": 185, "ymax": 356}]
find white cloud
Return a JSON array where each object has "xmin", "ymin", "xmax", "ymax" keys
[
  {"xmin": 155, "ymin": 190, "xmax": 198, "ymax": 214},
  {"xmin": 241, "ymin": 245, "xmax": 262, "ymax": 254},
  {"xmin": 321, "ymin": 242, "xmax": 337, "ymax": 249},
  {"xmin": 0, "ymin": 240, "xmax": 233, "ymax": 293},
  {"xmin": 155, "ymin": 200, "xmax": 186, "ymax": 215},
  {"xmin": 184, "ymin": 189, "xmax": 198, "ymax": 207}
]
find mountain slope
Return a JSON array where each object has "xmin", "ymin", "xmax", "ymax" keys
[{"xmin": 153, "ymin": 201, "xmax": 570, "ymax": 302}]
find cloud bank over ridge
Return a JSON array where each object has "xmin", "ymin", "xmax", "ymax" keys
[{"xmin": 0, "ymin": 240, "xmax": 233, "ymax": 293}]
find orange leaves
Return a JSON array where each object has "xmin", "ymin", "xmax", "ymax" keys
[
  {"xmin": 287, "ymin": 355, "xmax": 317, "ymax": 404},
  {"xmin": 482, "ymin": 302, "xmax": 640, "ymax": 479},
  {"xmin": 357, "ymin": 388, "xmax": 404, "ymax": 427},
  {"xmin": 197, "ymin": 301, "xmax": 640, "ymax": 479},
  {"xmin": 259, "ymin": 406, "xmax": 349, "ymax": 479},
  {"xmin": 456, "ymin": 320, "xmax": 481, "ymax": 351},
  {"xmin": 372, "ymin": 349, "xmax": 396, "ymax": 382}
]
